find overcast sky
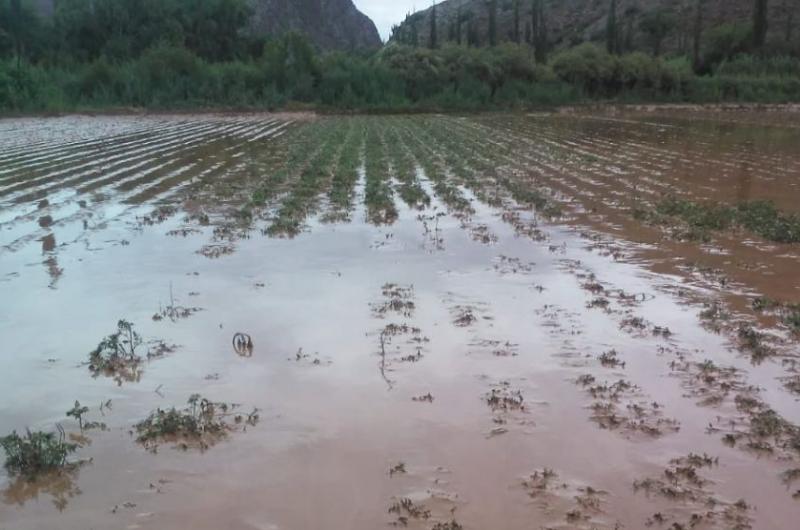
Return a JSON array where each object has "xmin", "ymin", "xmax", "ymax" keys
[{"xmin": 354, "ymin": 1, "xmax": 423, "ymax": 41}]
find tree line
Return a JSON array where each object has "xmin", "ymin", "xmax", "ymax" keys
[
  {"xmin": 392, "ymin": 0, "xmax": 799, "ymax": 71},
  {"xmin": 0, "ymin": 0, "xmax": 798, "ymax": 112}
]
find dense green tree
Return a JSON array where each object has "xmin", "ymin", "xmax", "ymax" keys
[
  {"xmin": 263, "ymin": 32, "xmax": 319, "ymax": 99},
  {"xmin": 50, "ymin": 0, "xmax": 252, "ymax": 62},
  {"xmin": 531, "ymin": 0, "xmax": 547, "ymax": 63},
  {"xmin": 622, "ymin": 6, "xmax": 640, "ymax": 53},
  {"xmin": 705, "ymin": 22, "xmax": 752, "ymax": 65},
  {"xmin": 693, "ymin": 0, "xmax": 706, "ymax": 71},
  {"xmin": 753, "ymin": 0, "xmax": 769, "ymax": 50},
  {"xmin": 512, "ymin": 0, "xmax": 521, "ymax": 43},
  {"xmin": 607, "ymin": 0, "xmax": 619, "ymax": 54},
  {"xmin": 455, "ymin": 2, "xmax": 463, "ymax": 45},
  {"xmin": 430, "ymin": 2, "xmax": 438, "ymax": 49},
  {"xmin": 487, "ymin": 0, "xmax": 497, "ymax": 47},
  {"xmin": 639, "ymin": 8, "xmax": 677, "ymax": 56},
  {"xmin": 783, "ymin": 0, "xmax": 795, "ymax": 43},
  {"xmin": 552, "ymin": 43, "xmax": 617, "ymax": 95},
  {"xmin": 467, "ymin": 16, "xmax": 479, "ymax": 47},
  {"xmin": 2, "ymin": 0, "xmax": 800, "ymax": 112},
  {"xmin": 0, "ymin": 0, "xmax": 41, "ymax": 69}
]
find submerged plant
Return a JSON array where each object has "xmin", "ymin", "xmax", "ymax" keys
[
  {"xmin": 0, "ymin": 428, "xmax": 78, "ymax": 478},
  {"xmin": 89, "ymin": 320, "xmax": 143, "ymax": 374},
  {"xmin": 66, "ymin": 402, "xmax": 89, "ymax": 431},
  {"xmin": 737, "ymin": 324, "xmax": 774, "ymax": 363},
  {"xmin": 639, "ymin": 196, "xmax": 800, "ymax": 244},
  {"xmin": 135, "ymin": 394, "xmax": 258, "ymax": 451}
]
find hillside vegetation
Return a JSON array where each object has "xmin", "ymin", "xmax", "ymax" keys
[
  {"xmin": 0, "ymin": 0, "xmax": 798, "ymax": 112},
  {"xmin": 392, "ymin": 0, "xmax": 799, "ymax": 63}
]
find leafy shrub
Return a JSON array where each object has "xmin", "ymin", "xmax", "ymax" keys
[
  {"xmin": 551, "ymin": 43, "xmax": 617, "ymax": 96},
  {"xmin": 135, "ymin": 44, "xmax": 204, "ymax": 105},
  {"xmin": 0, "ymin": 429, "xmax": 78, "ymax": 477},
  {"xmin": 706, "ymin": 23, "xmax": 752, "ymax": 67}
]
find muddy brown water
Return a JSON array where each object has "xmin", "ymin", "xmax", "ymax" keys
[{"xmin": 0, "ymin": 110, "xmax": 799, "ymax": 529}]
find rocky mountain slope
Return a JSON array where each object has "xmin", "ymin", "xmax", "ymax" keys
[
  {"xmin": 391, "ymin": 0, "xmax": 797, "ymax": 54},
  {"xmin": 31, "ymin": 0, "xmax": 382, "ymax": 51},
  {"xmin": 247, "ymin": 0, "xmax": 382, "ymax": 51}
]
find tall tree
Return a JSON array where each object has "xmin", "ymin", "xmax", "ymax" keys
[
  {"xmin": 430, "ymin": 2, "xmax": 438, "ymax": 48},
  {"xmin": 622, "ymin": 6, "xmax": 640, "ymax": 53},
  {"xmin": 531, "ymin": 0, "xmax": 548, "ymax": 63},
  {"xmin": 467, "ymin": 16, "xmax": 479, "ymax": 46},
  {"xmin": 753, "ymin": 0, "xmax": 769, "ymax": 50},
  {"xmin": 5, "ymin": 0, "xmax": 38, "ymax": 71},
  {"xmin": 487, "ymin": 0, "xmax": 497, "ymax": 46},
  {"xmin": 456, "ymin": 1, "xmax": 463, "ymax": 45},
  {"xmin": 640, "ymin": 8, "xmax": 677, "ymax": 56},
  {"xmin": 785, "ymin": 0, "xmax": 796, "ymax": 43},
  {"xmin": 693, "ymin": 0, "xmax": 706, "ymax": 70},
  {"xmin": 606, "ymin": 0, "xmax": 619, "ymax": 54},
  {"xmin": 10, "ymin": 0, "xmax": 21, "ymax": 69},
  {"xmin": 513, "ymin": 0, "xmax": 521, "ymax": 43}
]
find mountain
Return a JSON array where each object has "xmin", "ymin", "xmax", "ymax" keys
[
  {"xmin": 30, "ymin": 0, "xmax": 383, "ymax": 52},
  {"xmin": 390, "ymin": 0, "xmax": 796, "ymax": 55},
  {"xmin": 247, "ymin": 0, "xmax": 382, "ymax": 51}
]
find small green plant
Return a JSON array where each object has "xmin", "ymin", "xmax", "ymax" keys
[
  {"xmin": 0, "ymin": 428, "xmax": 78, "ymax": 478},
  {"xmin": 389, "ymin": 462, "xmax": 406, "ymax": 476},
  {"xmin": 432, "ymin": 521, "xmax": 464, "ymax": 530},
  {"xmin": 781, "ymin": 469, "xmax": 800, "ymax": 486},
  {"xmin": 638, "ymin": 196, "xmax": 800, "ymax": 244},
  {"xmin": 783, "ymin": 306, "xmax": 800, "ymax": 335},
  {"xmin": 737, "ymin": 324, "xmax": 774, "ymax": 363},
  {"xmin": 66, "ymin": 401, "xmax": 89, "ymax": 431},
  {"xmin": 89, "ymin": 320, "xmax": 143, "ymax": 374},
  {"xmin": 598, "ymin": 349, "xmax": 625, "ymax": 368}
]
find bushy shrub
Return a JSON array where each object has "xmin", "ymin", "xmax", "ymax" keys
[
  {"xmin": 705, "ymin": 23, "xmax": 752, "ymax": 67},
  {"xmin": 135, "ymin": 44, "xmax": 205, "ymax": 105},
  {"xmin": 0, "ymin": 429, "xmax": 78, "ymax": 477},
  {"xmin": 551, "ymin": 43, "xmax": 617, "ymax": 96},
  {"xmin": 717, "ymin": 55, "xmax": 800, "ymax": 78}
]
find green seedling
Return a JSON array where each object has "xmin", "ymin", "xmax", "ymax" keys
[
  {"xmin": 89, "ymin": 320, "xmax": 143, "ymax": 374},
  {"xmin": 66, "ymin": 401, "xmax": 89, "ymax": 431}
]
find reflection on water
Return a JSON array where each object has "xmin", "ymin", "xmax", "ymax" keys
[
  {"xmin": 40, "ymin": 233, "xmax": 62, "ymax": 289},
  {"xmin": 736, "ymin": 141, "xmax": 754, "ymax": 203},
  {"xmin": 41, "ymin": 233, "xmax": 56, "ymax": 253},
  {"xmin": 3, "ymin": 469, "xmax": 82, "ymax": 512}
]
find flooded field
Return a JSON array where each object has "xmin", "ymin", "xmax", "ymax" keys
[{"xmin": 1, "ymin": 108, "xmax": 799, "ymax": 530}]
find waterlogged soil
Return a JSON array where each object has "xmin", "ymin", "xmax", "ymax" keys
[{"xmin": 1, "ymin": 109, "xmax": 799, "ymax": 530}]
